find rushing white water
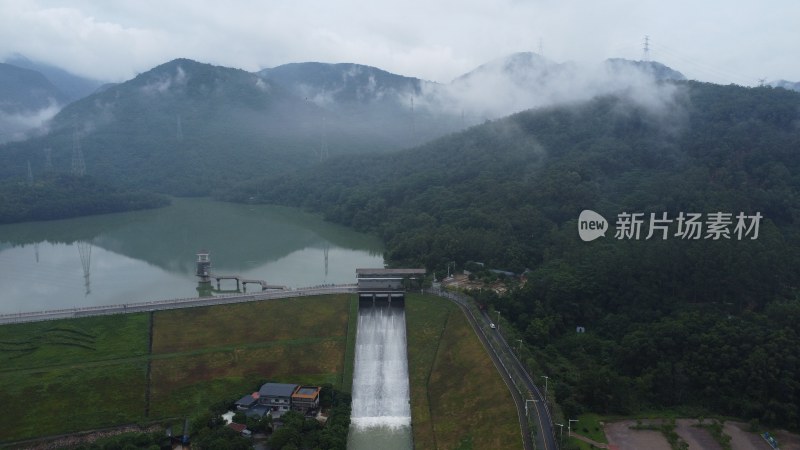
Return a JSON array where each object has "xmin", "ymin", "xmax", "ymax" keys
[{"xmin": 348, "ymin": 303, "xmax": 413, "ymax": 449}]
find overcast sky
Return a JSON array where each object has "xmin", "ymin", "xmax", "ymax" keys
[{"xmin": 1, "ymin": 0, "xmax": 798, "ymax": 86}]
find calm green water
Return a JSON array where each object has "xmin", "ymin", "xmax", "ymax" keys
[{"xmin": 0, "ymin": 198, "xmax": 384, "ymax": 314}]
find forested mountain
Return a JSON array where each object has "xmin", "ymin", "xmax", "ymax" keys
[
  {"xmin": 0, "ymin": 59, "xmax": 332, "ymax": 194},
  {"xmin": 0, "ymin": 54, "xmax": 687, "ymax": 196},
  {"xmin": 771, "ymin": 79, "xmax": 800, "ymax": 92},
  {"xmin": 260, "ymin": 62, "xmax": 462, "ymax": 149},
  {"xmin": 3, "ymin": 54, "xmax": 104, "ymax": 102},
  {"xmin": 0, "ymin": 59, "xmax": 461, "ymax": 194},
  {"xmin": 0, "ymin": 63, "xmax": 67, "ymax": 143},
  {"xmin": 0, "ymin": 63, "xmax": 67, "ymax": 112},
  {"xmin": 224, "ymin": 81, "xmax": 800, "ymax": 428},
  {"xmin": 0, "ymin": 173, "xmax": 168, "ymax": 223}
]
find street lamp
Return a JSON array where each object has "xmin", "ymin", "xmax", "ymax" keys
[
  {"xmin": 516, "ymin": 339, "xmax": 523, "ymax": 356},
  {"xmin": 525, "ymin": 399, "xmax": 537, "ymax": 417},
  {"xmin": 568, "ymin": 419, "xmax": 578, "ymax": 437},
  {"xmin": 555, "ymin": 423, "xmax": 564, "ymax": 447},
  {"xmin": 541, "ymin": 375, "xmax": 549, "ymax": 401},
  {"xmin": 495, "ymin": 310, "xmax": 501, "ymax": 331}
]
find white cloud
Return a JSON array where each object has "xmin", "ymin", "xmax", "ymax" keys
[
  {"xmin": 0, "ymin": 101, "xmax": 61, "ymax": 143},
  {"xmin": 0, "ymin": 0, "xmax": 798, "ymax": 86}
]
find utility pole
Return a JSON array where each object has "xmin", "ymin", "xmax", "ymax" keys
[
  {"xmin": 525, "ymin": 399, "xmax": 537, "ymax": 417},
  {"xmin": 568, "ymin": 418, "xmax": 578, "ymax": 437},
  {"xmin": 541, "ymin": 375, "xmax": 549, "ymax": 401},
  {"xmin": 556, "ymin": 423, "xmax": 564, "ymax": 447}
]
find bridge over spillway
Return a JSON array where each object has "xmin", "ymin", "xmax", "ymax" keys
[{"xmin": 356, "ymin": 268, "xmax": 425, "ymax": 306}]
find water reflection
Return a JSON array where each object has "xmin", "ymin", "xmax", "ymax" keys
[{"xmin": 0, "ymin": 198, "xmax": 384, "ymax": 313}]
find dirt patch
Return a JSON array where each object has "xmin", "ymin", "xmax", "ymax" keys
[
  {"xmin": 772, "ymin": 429, "xmax": 800, "ymax": 450},
  {"xmin": 723, "ymin": 422, "xmax": 771, "ymax": 450},
  {"xmin": 674, "ymin": 419, "xmax": 723, "ymax": 450},
  {"xmin": 605, "ymin": 419, "xmax": 799, "ymax": 450},
  {"xmin": 605, "ymin": 420, "xmax": 671, "ymax": 450}
]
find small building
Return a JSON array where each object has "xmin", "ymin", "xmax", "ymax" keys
[
  {"xmin": 356, "ymin": 268, "xmax": 425, "ymax": 305},
  {"xmin": 227, "ymin": 422, "xmax": 250, "ymax": 437},
  {"xmin": 291, "ymin": 385, "xmax": 321, "ymax": 414},
  {"xmin": 258, "ymin": 383, "xmax": 298, "ymax": 414},
  {"xmin": 235, "ymin": 393, "xmax": 259, "ymax": 410}
]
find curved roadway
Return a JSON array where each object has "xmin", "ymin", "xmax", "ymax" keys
[{"xmin": 427, "ymin": 288, "xmax": 558, "ymax": 450}]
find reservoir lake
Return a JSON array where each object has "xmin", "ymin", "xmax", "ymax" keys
[{"xmin": 0, "ymin": 197, "xmax": 384, "ymax": 314}]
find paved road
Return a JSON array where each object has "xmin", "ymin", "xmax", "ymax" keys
[
  {"xmin": 0, "ymin": 285, "xmax": 358, "ymax": 324},
  {"xmin": 427, "ymin": 288, "xmax": 559, "ymax": 450}
]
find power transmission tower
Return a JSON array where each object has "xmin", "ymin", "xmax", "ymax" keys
[
  {"xmin": 323, "ymin": 244, "xmax": 329, "ymax": 280},
  {"xmin": 71, "ymin": 124, "xmax": 86, "ymax": 176},
  {"xmin": 758, "ymin": 78, "xmax": 766, "ymax": 87},
  {"xmin": 410, "ymin": 97, "xmax": 417, "ymax": 142},
  {"xmin": 538, "ymin": 38, "xmax": 544, "ymax": 57},
  {"xmin": 643, "ymin": 35, "xmax": 651, "ymax": 61},
  {"xmin": 77, "ymin": 240, "xmax": 92, "ymax": 296},
  {"xmin": 176, "ymin": 114, "xmax": 184, "ymax": 141},
  {"xmin": 43, "ymin": 148, "xmax": 53, "ymax": 172},
  {"xmin": 318, "ymin": 115, "xmax": 329, "ymax": 162},
  {"xmin": 27, "ymin": 160, "xmax": 33, "ymax": 186}
]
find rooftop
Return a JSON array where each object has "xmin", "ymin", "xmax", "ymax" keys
[
  {"xmin": 259, "ymin": 382, "xmax": 298, "ymax": 398},
  {"xmin": 356, "ymin": 268, "xmax": 425, "ymax": 276},
  {"xmin": 235, "ymin": 394, "xmax": 257, "ymax": 406},
  {"xmin": 292, "ymin": 386, "xmax": 321, "ymax": 399}
]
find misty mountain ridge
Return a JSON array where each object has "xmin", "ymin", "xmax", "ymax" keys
[
  {"xmin": 2, "ymin": 52, "xmax": 690, "ymax": 194},
  {"xmin": 260, "ymin": 62, "xmax": 429, "ymax": 107},
  {"xmin": 0, "ymin": 62, "xmax": 67, "ymax": 143},
  {"xmin": 3, "ymin": 54, "xmax": 105, "ymax": 102},
  {"xmin": 770, "ymin": 79, "xmax": 800, "ymax": 92}
]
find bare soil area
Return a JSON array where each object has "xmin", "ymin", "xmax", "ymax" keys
[
  {"xmin": 605, "ymin": 420, "xmax": 671, "ymax": 450},
  {"xmin": 674, "ymin": 419, "xmax": 723, "ymax": 450},
  {"xmin": 606, "ymin": 419, "xmax": 800, "ymax": 450}
]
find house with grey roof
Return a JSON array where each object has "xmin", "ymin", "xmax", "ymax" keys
[{"xmin": 258, "ymin": 383, "xmax": 298, "ymax": 417}]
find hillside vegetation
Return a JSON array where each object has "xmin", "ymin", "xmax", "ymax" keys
[
  {"xmin": 0, "ymin": 173, "xmax": 168, "ymax": 223},
  {"xmin": 226, "ymin": 81, "xmax": 800, "ymax": 428}
]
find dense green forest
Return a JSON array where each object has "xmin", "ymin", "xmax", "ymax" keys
[
  {"xmin": 225, "ymin": 81, "xmax": 800, "ymax": 428},
  {"xmin": 0, "ymin": 59, "xmax": 460, "ymax": 196},
  {"xmin": 0, "ymin": 173, "xmax": 168, "ymax": 223}
]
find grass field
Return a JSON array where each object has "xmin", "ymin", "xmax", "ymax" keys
[
  {"xmin": 0, "ymin": 314, "xmax": 149, "ymax": 442},
  {"xmin": 405, "ymin": 294, "xmax": 521, "ymax": 450},
  {"xmin": 1, "ymin": 293, "xmax": 521, "ymax": 448},
  {"xmin": 0, "ymin": 295, "xmax": 353, "ymax": 443}
]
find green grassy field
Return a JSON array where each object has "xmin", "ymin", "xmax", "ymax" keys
[
  {"xmin": 0, "ymin": 314, "xmax": 149, "ymax": 442},
  {"xmin": 1, "ymin": 293, "xmax": 521, "ymax": 448},
  {"xmin": 0, "ymin": 295, "xmax": 353, "ymax": 443},
  {"xmin": 405, "ymin": 294, "xmax": 521, "ymax": 450}
]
